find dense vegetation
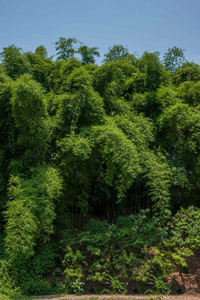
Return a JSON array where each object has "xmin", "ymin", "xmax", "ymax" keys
[{"xmin": 1, "ymin": 39, "xmax": 200, "ymax": 297}]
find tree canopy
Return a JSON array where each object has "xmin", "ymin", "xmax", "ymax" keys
[{"xmin": 0, "ymin": 39, "xmax": 200, "ymax": 297}]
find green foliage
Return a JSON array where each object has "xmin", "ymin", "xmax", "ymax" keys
[
  {"xmin": 61, "ymin": 211, "xmax": 197, "ymax": 294},
  {"xmin": 54, "ymin": 37, "xmax": 79, "ymax": 61},
  {"xmin": 4, "ymin": 175, "xmax": 38, "ymax": 259},
  {"xmin": 105, "ymin": 275, "xmax": 128, "ymax": 294},
  {"xmin": 35, "ymin": 45, "xmax": 48, "ymax": 58},
  {"xmin": 58, "ymin": 67, "xmax": 105, "ymax": 132},
  {"xmin": 0, "ymin": 241, "xmax": 60, "ymax": 296},
  {"xmin": 0, "ymin": 45, "xmax": 30, "ymax": 79},
  {"xmin": 132, "ymin": 207, "xmax": 200, "ymax": 294},
  {"xmin": 178, "ymin": 81, "xmax": 200, "ymax": 106},
  {"xmin": 61, "ymin": 244, "xmax": 86, "ymax": 294},
  {"xmin": 170, "ymin": 206, "xmax": 200, "ymax": 248},
  {"xmin": 139, "ymin": 52, "xmax": 170, "ymax": 90},
  {"xmin": 94, "ymin": 60, "xmax": 136, "ymax": 103},
  {"xmin": 124, "ymin": 70, "xmax": 147, "ymax": 97},
  {"xmin": 163, "ymin": 46, "xmax": 186, "ymax": 72},
  {"xmin": 57, "ymin": 134, "xmax": 92, "ymax": 216},
  {"xmin": 0, "ymin": 259, "xmax": 21, "ymax": 297},
  {"xmin": 20, "ymin": 278, "xmax": 51, "ymax": 296},
  {"xmin": 91, "ymin": 119, "xmax": 141, "ymax": 199},
  {"xmin": 173, "ymin": 62, "xmax": 200, "ymax": 85},
  {"xmin": 25, "ymin": 50, "xmax": 52, "ymax": 91},
  {"xmin": 103, "ymin": 44, "xmax": 130, "ymax": 62},
  {"xmin": 0, "ymin": 73, "xmax": 13, "ymax": 217},
  {"xmin": 11, "ymin": 74, "xmax": 47, "ymax": 154},
  {"xmin": 5, "ymin": 167, "xmax": 63, "ymax": 260},
  {"xmin": 78, "ymin": 45, "xmax": 100, "ymax": 65},
  {"xmin": 156, "ymin": 86, "xmax": 179, "ymax": 109},
  {"xmin": 144, "ymin": 152, "xmax": 172, "ymax": 221},
  {"xmin": 60, "ymin": 57, "xmax": 82, "ymax": 78},
  {"xmin": 157, "ymin": 100, "xmax": 200, "ymax": 208},
  {"xmin": 1, "ymin": 40, "xmax": 200, "ymax": 297}
]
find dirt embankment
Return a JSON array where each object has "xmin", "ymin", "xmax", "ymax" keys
[
  {"xmin": 37, "ymin": 250, "xmax": 200, "ymax": 300},
  {"xmin": 36, "ymin": 295, "xmax": 200, "ymax": 300}
]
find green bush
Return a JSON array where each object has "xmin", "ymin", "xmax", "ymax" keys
[
  {"xmin": 62, "ymin": 210, "xmax": 168, "ymax": 293},
  {"xmin": 61, "ymin": 207, "xmax": 200, "ymax": 294},
  {"xmin": 0, "ymin": 259, "xmax": 21, "ymax": 297},
  {"xmin": 20, "ymin": 278, "xmax": 51, "ymax": 296},
  {"xmin": 1, "ymin": 206, "xmax": 200, "ymax": 296}
]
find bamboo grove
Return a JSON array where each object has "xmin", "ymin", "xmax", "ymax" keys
[{"xmin": 1, "ymin": 39, "xmax": 200, "ymax": 296}]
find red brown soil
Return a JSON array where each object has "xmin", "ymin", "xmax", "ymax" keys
[
  {"xmin": 167, "ymin": 249, "xmax": 200, "ymax": 295},
  {"xmin": 35, "ymin": 295, "xmax": 200, "ymax": 299}
]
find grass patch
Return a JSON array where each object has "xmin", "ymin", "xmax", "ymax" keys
[{"xmin": 0, "ymin": 294, "xmax": 39, "ymax": 300}]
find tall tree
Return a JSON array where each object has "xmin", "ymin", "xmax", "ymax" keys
[
  {"xmin": 0, "ymin": 70, "xmax": 13, "ymax": 223},
  {"xmin": 54, "ymin": 37, "xmax": 79, "ymax": 61},
  {"xmin": 103, "ymin": 44, "xmax": 129, "ymax": 62},
  {"xmin": 163, "ymin": 46, "xmax": 186, "ymax": 72},
  {"xmin": 172, "ymin": 62, "xmax": 200, "ymax": 85},
  {"xmin": 5, "ymin": 166, "xmax": 63, "ymax": 259},
  {"xmin": 35, "ymin": 45, "xmax": 48, "ymax": 58},
  {"xmin": 0, "ymin": 45, "xmax": 30, "ymax": 79},
  {"xmin": 77, "ymin": 45, "xmax": 100, "ymax": 64},
  {"xmin": 25, "ymin": 48, "xmax": 52, "ymax": 91},
  {"xmin": 139, "ymin": 51, "xmax": 170, "ymax": 91},
  {"xmin": 10, "ymin": 74, "xmax": 48, "ymax": 172}
]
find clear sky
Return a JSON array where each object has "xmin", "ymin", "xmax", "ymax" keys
[{"xmin": 0, "ymin": 0, "xmax": 200, "ymax": 65}]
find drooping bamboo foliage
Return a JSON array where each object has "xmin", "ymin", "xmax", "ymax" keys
[{"xmin": 0, "ymin": 41, "xmax": 200, "ymax": 262}]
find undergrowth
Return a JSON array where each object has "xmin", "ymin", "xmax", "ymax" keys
[{"xmin": 1, "ymin": 206, "xmax": 200, "ymax": 297}]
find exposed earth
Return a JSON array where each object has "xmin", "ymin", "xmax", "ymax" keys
[{"xmin": 36, "ymin": 295, "xmax": 200, "ymax": 300}]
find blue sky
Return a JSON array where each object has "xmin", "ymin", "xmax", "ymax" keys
[{"xmin": 0, "ymin": 0, "xmax": 200, "ymax": 65}]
